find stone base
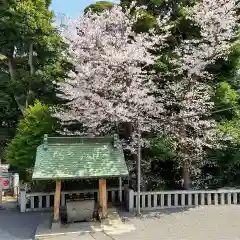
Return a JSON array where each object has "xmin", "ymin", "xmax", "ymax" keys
[
  {"xmin": 51, "ymin": 220, "xmax": 61, "ymax": 230},
  {"xmin": 35, "ymin": 220, "xmax": 102, "ymax": 239},
  {"xmin": 35, "ymin": 209, "xmax": 135, "ymax": 239},
  {"xmin": 100, "ymin": 207, "xmax": 135, "ymax": 235}
]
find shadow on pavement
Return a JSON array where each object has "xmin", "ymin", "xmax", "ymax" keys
[
  {"xmin": 0, "ymin": 209, "xmax": 50, "ymax": 240},
  {"xmin": 118, "ymin": 206, "xmax": 198, "ymax": 221}
]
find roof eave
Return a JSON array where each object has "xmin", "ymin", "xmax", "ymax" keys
[{"xmin": 32, "ymin": 173, "xmax": 129, "ymax": 181}]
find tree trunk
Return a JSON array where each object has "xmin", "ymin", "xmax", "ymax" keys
[
  {"xmin": 8, "ymin": 56, "xmax": 25, "ymax": 114},
  {"xmin": 136, "ymin": 122, "xmax": 141, "ymax": 215},
  {"xmin": 182, "ymin": 163, "xmax": 191, "ymax": 190},
  {"xmin": 26, "ymin": 43, "xmax": 35, "ymax": 108}
]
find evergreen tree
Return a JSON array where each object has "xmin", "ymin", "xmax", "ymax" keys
[
  {"xmin": 0, "ymin": 0, "xmax": 70, "ymax": 159},
  {"xmin": 5, "ymin": 101, "xmax": 58, "ymax": 181}
]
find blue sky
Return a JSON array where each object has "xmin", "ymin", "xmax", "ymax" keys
[{"xmin": 50, "ymin": 0, "xmax": 119, "ymax": 18}]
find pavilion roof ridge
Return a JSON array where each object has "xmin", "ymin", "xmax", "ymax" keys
[{"xmin": 42, "ymin": 134, "xmax": 118, "ymax": 145}]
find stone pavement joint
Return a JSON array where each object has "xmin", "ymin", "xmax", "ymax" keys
[
  {"xmin": 35, "ymin": 232, "xmax": 114, "ymax": 240},
  {"xmin": 90, "ymin": 232, "xmax": 113, "ymax": 240}
]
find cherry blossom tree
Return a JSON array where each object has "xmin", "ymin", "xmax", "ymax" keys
[
  {"xmin": 162, "ymin": 0, "xmax": 239, "ymax": 189},
  {"xmin": 55, "ymin": 4, "xmax": 171, "ymax": 137},
  {"xmin": 54, "ymin": 6, "xmax": 172, "ymax": 211},
  {"xmin": 55, "ymin": 0, "xmax": 238, "ymax": 191}
]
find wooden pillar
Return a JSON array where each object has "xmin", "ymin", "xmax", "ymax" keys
[
  {"xmin": 53, "ymin": 180, "xmax": 61, "ymax": 222},
  {"xmin": 0, "ymin": 189, "xmax": 2, "ymax": 204},
  {"xmin": 99, "ymin": 179, "xmax": 107, "ymax": 218}
]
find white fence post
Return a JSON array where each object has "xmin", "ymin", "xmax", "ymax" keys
[
  {"xmin": 119, "ymin": 177, "xmax": 122, "ymax": 202},
  {"xmin": 13, "ymin": 173, "xmax": 19, "ymax": 198},
  {"xmin": 128, "ymin": 189, "xmax": 134, "ymax": 212},
  {"xmin": 20, "ymin": 190, "xmax": 26, "ymax": 212},
  {"xmin": 124, "ymin": 184, "xmax": 134, "ymax": 212},
  {"xmin": 123, "ymin": 184, "xmax": 128, "ymax": 208}
]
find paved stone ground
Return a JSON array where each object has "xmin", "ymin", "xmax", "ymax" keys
[
  {"xmin": 2, "ymin": 205, "xmax": 240, "ymax": 239},
  {"xmin": 37, "ymin": 232, "xmax": 113, "ymax": 240},
  {"xmin": 116, "ymin": 205, "xmax": 240, "ymax": 240},
  {"xmin": 0, "ymin": 209, "xmax": 47, "ymax": 240}
]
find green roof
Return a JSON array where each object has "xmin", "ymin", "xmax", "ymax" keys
[{"xmin": 32, "ymin": 135, "xmax": 128, "ymax": 180}]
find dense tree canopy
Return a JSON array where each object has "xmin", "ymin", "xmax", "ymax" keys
[
  {"xmin": 0, "ymin": 0, "xmax": 69, "ymax": 124},
  {"xmin": 2, "ymin": 0, "xmax": 240, "ymax": 192},
  {"xmin": 54, "ymin": 1, "xmax": 239, "ymax": 190},
  {"xmin": 0, "ymin": 0, "xmax": 70, "ymax": 159},
  {"xmin": 84, "ymin": 1, "xmax": 114, "ymax": 13}
]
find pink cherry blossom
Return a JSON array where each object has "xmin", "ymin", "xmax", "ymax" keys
[
  {"xmin": 162, "ymin": 0, "xmax": 238, "ymax": 188},
  {"xmin": 54, "ymin": 1, "xmax": 238, "ymax": 188},
  {"xmin": 55, "ymin": 4, "xmax": 172, "ymax": 136}
]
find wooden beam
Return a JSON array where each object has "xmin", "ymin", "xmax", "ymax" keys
[
  {"xmin": 99, "ymin": 179, "xmax": 107, "ymax": 218},
  {"xmin": 53, "ymin": 180, "xmax": 61, "ymax": 222}
]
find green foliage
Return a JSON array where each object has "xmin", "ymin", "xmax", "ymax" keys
[
  {"xmin": 0, "ymin": 0, "xmax": 70, "ymax": 153},
  {"xmin": 150, "ymin": 0, "xmax": 166, "ymax": 5},
  {"xmin": 0, "ymin": 0, "xmax": 70, "ymax": 108},
  {"xmin": 200, "ymin": 149, "xmax": 239, "ymax": 189},
  {"xmin": 154, "ymin": 51, "xmax": 178, "ymax": 74},
  {"xmin": 212, "ymin": 41, "xmax": 240, "ymax": 122},
  {"xmin": 215, "ymin": 82, "xmax": 238, "ymax": 106},
  {"xmin": 201, "ymin": 127, "xmax": 240, "ymax": 189},
  {"xmin": 0, "ymin": 0, "xmax": 55, "ymax": 55},
  {"xmin": 0, "ymin": 70, "xmax": 20, "ymax": 130},
  {"xmin": 144, "ymin": 136, "xmax": 181, "ymax": 190},
  {"xmin": 84, "ymin": 1, "xmax": 114, "ymax": 13},
  {"xmin": 218, "ymin": 119, "xmax": 240, "ymax": 144},
  {"xmin": 214, "ymin": 81, "xmax": 239, "ymax": 120},
  {"xmin": 134, "ymin": 10, "xmax": 157, "ymax": 33},
  {"xmin": 150, "ymin": 136, "xmax": 176, "ymax": 161},
  {"xmin": 5, "ymin": 101, "xmax": 58, "ymax": 181},
  {"xmin": 205, "ymin": 41, "xmax": 240, "ymax": 188}
]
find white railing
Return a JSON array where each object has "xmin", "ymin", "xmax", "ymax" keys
[
  {"xmin": 20, "ymin": 188, "xmax": 124, "ymax": 212},
  {"xmin": 20, "ymin": 188, "xmax": 240, "ymax": 213},
  {"xmin": 127, "ymin": 189, "xmax": 240, "ymax": 212}
]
